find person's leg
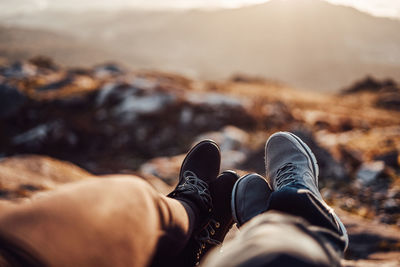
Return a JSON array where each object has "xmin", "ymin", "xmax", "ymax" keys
[
  {"xmin": 202, "ymin": 211, "xmax": 342, "ymax": 267},
  {"xmin": 203, "ymin": 132, "xmax": 348, "ymax": 267},
  {"xmin": 0, "ymin": 177, "xmax": 191, "ymax": 267},
  {"xmin": 176, "ymin": 170, "xmax": 239, "ymax": 266},
  {"xmin": 264, "ymin": 132, "xmax": 348, "ymax": 251},
  {"xmin": 0, "ymin": 140, "xmax": 224, "ymax": 267}
]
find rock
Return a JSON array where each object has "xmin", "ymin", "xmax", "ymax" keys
[
  {"xmin": 342, "ymin": 76, "xmax": 396, "ymax": 94},
  {"xmin": 239, "ymin": 145, "xmax": 265, "ymax": 174},
  {"xmin": 186, "ymin": 92, "xmax": 244, "ymax": 107},
  {"xmin": 340, "ymin": 76, "xmax": 400, "ymax": 111},
  {"xmin": 375, "ymin": 90, "xmax": 400, "ymax": 111},
  {"xmin": 193, "ymin": 126, "xmax": 250, "ymax": 151},
  {"xmin": 337, "ymin": 209, "xmax": 400, "ymax": 263},
  {"xmin": 193, "ymin": 126, "xmax": 250, "ymax": 170},
  {"xmin": 5, "ymin": 119, "xmax": 83, "ymax": 172},
  {"xmin": 37, "ymin": 74, "xmax": 75, "ymax": 91},
  {"xmin": 382, "ymin": 198, "xmax": 400, "ymax": 214},
  {"xmin": 94, "ymin": 63, "xmax": 125, "ymax": 78},
  {"xmin": 112, "ymin": 93, "xmax": 176, "ymax": 123},
  {"xmin": 95, "ymin": 80, "xmax": 178, "ymax": 122},
  {"xmin": 297, "ymin": 110, "xmax": 358, "ymax": 132},
  {"xmin": 0, "ymin": 155, "xmax": 93, "ymax": 200},
  {"xmin": 130, "ymin": 77, "xmax": 157, "ymax": 90},
  {"xmin": 387, "ymin": 187, "xmax": 400, "ymax": 199},
  {"xmin": 0, "ymin": 155, "xmax": 173, "ymax": 202},
  {"xmin": 261, "ymin": 101, "xmax": 294, "ymax": 128},
  {"xmin": 338, "ymin": 145, "xmax": 364, "ymax": 175},
  {"xmin": 178, "ymin": 92, "xmax": 257, "ymax": 133},
  {"xmin": 230, "ymin": 74, "xmax": 265, "ymax": 84},
  {"xmin": 374, "ymin": 151, "xmax": 399, "ymax": 169},
  {"xmin": 0, "ymin": 84, "xmax": 27, "ymax": 119},
  {"xmin": 12, "ymin": 123, "xmax": 53, "ymax": 146},
  {"xmin": 356, "ymin": 161, "xmax": 385, "ymax": 185},
  {"xmin": 28, "ymin": 56, "xmax": 59, "ymax": 71},
  {"xmin": 139, "ymin": 154, "xmax": 185, "ymax": 185},
  {"xmin": 219, "ymin": 150, "xmax": 247, "ymax": 170},
  {"xmin": 11, "ymin": 121, "xmax": 78, "ymax": 151},
  {"xmin": 2, "ymin": 61, "xmax": 37, "ymax": 78}
]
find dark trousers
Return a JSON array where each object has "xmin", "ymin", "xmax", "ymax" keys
[
  {"xmin": 202, "ymin": 187, "xmax": 346, "ymax": 267},
  {"xmin": 0, "ymin": 178, "xmax": 346, "ymax": 267}
]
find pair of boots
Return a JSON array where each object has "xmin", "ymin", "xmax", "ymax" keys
[{"xmin": 168, "ymin": 132, "xmax": 348, "ymax": 266}]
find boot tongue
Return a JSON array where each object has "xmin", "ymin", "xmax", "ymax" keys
[
  {"xmin": 299, "ymin": 172, "xmax": 321, "ymax": 198},
  {"xmin": 279, "ymin": 171, "xmax": 321, "ymax": 200}
]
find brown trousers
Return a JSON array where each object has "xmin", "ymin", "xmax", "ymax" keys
[{"xmin": 0, "ymin": 177, "xmax": 192, "ymax": 267}]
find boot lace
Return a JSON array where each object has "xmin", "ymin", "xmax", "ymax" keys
[
  {"xmin": 276, "ymin": 162, "xmax": 301, "ymax": 189},
  {"xmin": 194, "ymin": 219, "xmax": 221, "ymax": 263},
  {"xmin": 169, "ymin": 170, "xmax": 212, "ymax": 213}
]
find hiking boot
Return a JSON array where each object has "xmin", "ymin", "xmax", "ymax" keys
[
  {"xmin": 177, "ymin": 171, "xmax": 239, "ymax": 266},
  {"xmin": 168, "ymin": 139, "xmax": 221, "ymax": 228},
  {"xmin": 231, "ymin": 173, "xmax": 273, "ymax": 227},
  {"xmin": 167, "ymin": 140, "xmax": 221, "ymax": 266},
  {"xmin": 194, "ymin": 170, "xmax": 240, "ymax": 263},
  {"xmin": 265, "ymin": 131, "xmax": 348, "ymax": 249}
]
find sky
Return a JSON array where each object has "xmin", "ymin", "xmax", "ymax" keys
[{"xmin": 1, "ymin": 0, "xmax": 400, "ymax": 19}]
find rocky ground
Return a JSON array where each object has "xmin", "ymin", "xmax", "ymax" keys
[{"xmin": 0, "ymin": 57, "xmax": 400, "ymax": 265}]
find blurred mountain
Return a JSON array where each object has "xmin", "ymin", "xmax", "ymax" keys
[
  {"xmin": 0, "ymin": 25, "xmax": 114, "ymax": 66},
  {"xmin": 1, "ymin": 0, "xmax": 400, "ymax": 90}
]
